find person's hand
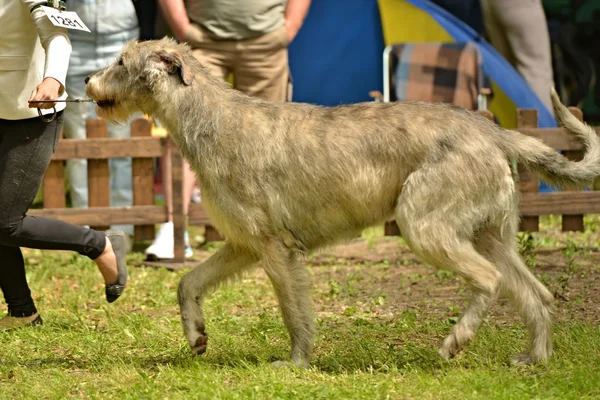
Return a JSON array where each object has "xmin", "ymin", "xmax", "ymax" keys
[
  {"xmin": 284, "ymin": 19, "xmax": 300, "ymax": 44},
  {"xmin": 28, "ymin": 77, "xmax": 63, "ymax": 109}
]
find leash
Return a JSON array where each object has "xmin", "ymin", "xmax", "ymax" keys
[{"xmin": 28, "ymin": 99, "xmax": 95, "ymax": 123}]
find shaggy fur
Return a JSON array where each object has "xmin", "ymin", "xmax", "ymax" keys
[{"xmin": 85, "ymin": 37, "xmax": 600, "ymax": 368}]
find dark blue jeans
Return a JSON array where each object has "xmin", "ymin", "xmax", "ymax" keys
[{"xmin": 0, "ymin": 112, "xmax": 106, "ymax": 317}]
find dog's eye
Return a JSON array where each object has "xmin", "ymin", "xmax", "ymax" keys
[{"xmin": 117, "ymin": 59, "xmax": 124, "ymax": 66}]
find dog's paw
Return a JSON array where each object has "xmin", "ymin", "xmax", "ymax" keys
[
  {"xmin": 439, "ymin": 326, "xmax": 475, "ymax": 360},
  {"xmin": 439, "ymin": 334, "xmax": 462, "ymax": 360},
  {"xmin": 271, "ymin": 359, "xmax": 310, "ymax": 369},
  {"xmin": 191, "ymin": 332, "xmax": 208, "ymax": 356},
  {"xmin": 510, "ymin": 351, "xmax": 548, "ymax": 366}
]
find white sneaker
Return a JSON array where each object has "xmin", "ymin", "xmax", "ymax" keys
[{"xmin": 145, "ymin": 222, "xmax": 193, "ymax": 260}]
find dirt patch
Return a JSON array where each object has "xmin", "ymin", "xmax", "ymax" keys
[{"xmin": 304, "ymin": 236, "xmax": 600, "ymax": 324}]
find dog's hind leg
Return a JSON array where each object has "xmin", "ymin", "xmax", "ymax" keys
[
  {"xmin": 396, "ymin": 209, "xmax": 501, "ymax": 360},
  {"xmin": 475, "ymin": 228, "xmax": 554, "ymax": 365},
  {"xmin": 262, "ymin": 240, "xmax": 315, "ymax": 369},
  {"xmin": 178, "ymin": 242, "xmax": 259, "ymax": 356}
]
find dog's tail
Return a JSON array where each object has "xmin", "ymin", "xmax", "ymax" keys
[{"xmin": 494, "ymin": 87, "xmax": 600, "ymax": 190}]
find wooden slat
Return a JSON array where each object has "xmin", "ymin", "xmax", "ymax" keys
[
  {"xmin": 51, "ymin": 137, "xmax": 164, "ymax": 160},
  {"xmin": 43, "ymin": 130, "xmax": 66, "ymax": 208},
  {"xmin": 516, "ymin": 109, "xmax": 540, "ymax": 232},
  {"xmin": 28, "ymin": 205, "xmax": 168, "ymax": 226},
  {"xmin": 562, "ymin": 107, "xmax": 585, "ymax": 231},
  {"xmin": 87, "ymin": 120, "xmax": 110, "ymax": 231},
  {"xmin": 519, "ymin": 191, "xmax": 600, "ymax": 216},
  {"xmin": 131, "ymin": 118, "xmax": 156, "ymax": 241},
  {"xmin": 171, "ymin": 142, "xmax": 186, "ymax": 262},
  {"xmin": 383, "ymin": 221, "xmax": 401, "ymax": 236},
  {"xmin": 205, "ymin": 225, "xmax": 225, "ymax": 242},
  {"xmin": 188, "ymin": 203, "xmax": 212, "ymax": 225},
  {"xmin": 518, "ymin": 126, "xmax": 600, "ymax": 151}
]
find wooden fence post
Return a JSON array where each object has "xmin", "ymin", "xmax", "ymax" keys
[
  {"xmin": 86, "ymin": 120, "xmax": 110, "ymax": 231},
  {"xmin": 516, "ymin": 109, "xmax": 540, "ymax": 232},
  {"xmin": 43, "ymin": 130, "xmax": 66, "ymax": 209},
  {"xmin": 384, "ymin": 221, "xmax": 401, "ymax": 236},
  {"xmin": 131, "ymin": 118, "xmax": 156, "ymax": 241},
  {"xmin": 562, "ymin": 107, "xmax": 585, "ymax": 232},
  {"xmin": 171, "ymin": 139, "xmax": 186, "ymax": 262}
]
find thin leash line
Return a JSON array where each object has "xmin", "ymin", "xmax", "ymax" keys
[
  {"xmin": 28, "ymin": 98, "xmax": 96, "ymax": 122},
  {"xmin": 29, "ymin": 99, "xmax": 96, "ymax": 103}
]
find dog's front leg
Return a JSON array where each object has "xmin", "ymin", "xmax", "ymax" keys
[
  {"xmin": 263, "ymin": 241, "xmax": 315, "ymax": 369},
  {"xmin": 178, "ymin": 242, "xmax": 258, "ymax": 355}
]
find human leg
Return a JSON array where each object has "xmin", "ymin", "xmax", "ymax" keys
[
  {"xmin": 62, "ymin": 69, "xmax": 91, "ymax": 209},
  {"xmin": 0, "ymin": 244, "xmax": 39, "ymax": 319},
  {"xmin": 106, "ymin": 118, "xmax": 135, "ymax": 237},
  {"xmin": 482, "ymin": 0, "xmax": 554, "ymax": 113},
  {"xmin": 0, "ymin": 114, "xmax": 128, "ymax": 314},
  {"xmin": 234, "ymin": 25, "xmax": 291, "ymax": 102},
  {"xmin": 144, "ymin": 137, "xmax": 197, "ymax": 260}
]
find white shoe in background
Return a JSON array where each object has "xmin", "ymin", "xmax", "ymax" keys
[{"xmin": 145, "ymin": 222, "xmax": 193, "ymax": 260}]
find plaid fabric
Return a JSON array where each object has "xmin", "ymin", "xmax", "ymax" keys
[{"xmin": 388, "ymin": 42, "xmax": 483, "ymax": 110}]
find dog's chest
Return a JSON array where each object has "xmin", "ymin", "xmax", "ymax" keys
[{"xmin": 198, "ymin": 187, "xmax": 263, "ymax": 245}]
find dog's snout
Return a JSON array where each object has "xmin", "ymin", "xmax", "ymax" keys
[{"xmin": 85, "ymin": 75, "xmax": 90, "ymax": 84}]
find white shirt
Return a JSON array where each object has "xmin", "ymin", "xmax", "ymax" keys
[{"xmin": 0, "ymin": 0, "xmax": 72, "ymax": 120}]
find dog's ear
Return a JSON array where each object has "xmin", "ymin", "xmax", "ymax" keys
[{"xmin": 148, "ymin": 50, "xmax": 194, "ymax": 86}]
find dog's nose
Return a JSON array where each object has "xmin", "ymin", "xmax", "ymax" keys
[{"xmin": 85, "ymin": 76, "xmax": 90, "ymax": 84}]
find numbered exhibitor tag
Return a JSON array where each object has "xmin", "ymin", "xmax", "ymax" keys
[{"xmin": 40, "ymin": 6, "xmax": 91, "ymax": 32}]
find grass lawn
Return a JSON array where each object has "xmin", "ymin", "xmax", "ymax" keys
[{"xmin": 1, "ymin": 216, "xmax": 599, "ymax": 399}]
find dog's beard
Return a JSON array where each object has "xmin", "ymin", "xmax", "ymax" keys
[{"xmin": 95, "ymin": 103, "xmax": 134, "ymax": 124}]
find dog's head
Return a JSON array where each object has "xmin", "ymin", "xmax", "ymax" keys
[{"xmin": 85, "ymin": 37, "xmax": 194, "ymax": 123}]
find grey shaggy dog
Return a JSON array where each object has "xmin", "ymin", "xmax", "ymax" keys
[{"xmin": 85, "ymin": 37, "xmax": 600, "ymax": 368}]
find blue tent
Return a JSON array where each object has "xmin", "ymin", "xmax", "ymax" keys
[{"xmin": 287, "ymin": 0, "xmax": 385, "ymax": 107}]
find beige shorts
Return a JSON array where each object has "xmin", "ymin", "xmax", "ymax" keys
[{"xmin": 185, "ymin": 23, "xmax": 292, "ymax": 102}]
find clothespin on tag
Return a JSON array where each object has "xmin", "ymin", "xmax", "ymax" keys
[
  {"xmin": 30, "ymin": 0, "xmax": 66, "ymax": 13},
  {"xmin": 51, "ymin": 0, "xmax": 66, "ymax": 11}
]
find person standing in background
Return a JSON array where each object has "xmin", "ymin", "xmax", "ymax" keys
[
  {"xmin": 62, "ymin": 0, "xmax": 143, "ymax": 248},
  {"xmin": 480, "ymin": 0, "xmax": 555, "ymax": 115}
]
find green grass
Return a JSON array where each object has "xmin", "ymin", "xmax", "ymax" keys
[{"xmin": 1, "ymin": 218, "xmax": 600, "ymax": 399}]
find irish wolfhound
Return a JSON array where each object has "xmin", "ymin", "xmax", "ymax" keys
[{"xmin": 85, "ymin": 37, "xmax": 600, "ymax": 368}]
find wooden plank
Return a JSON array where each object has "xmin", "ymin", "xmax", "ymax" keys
[
  {"xmin": 51, "ymin": 137, "xmax": 164, "ymax": 160},
  {"xmin": 171, "ymin": 141, "xmax": 186, "ymax": 262},
  {"xmin": 519, "ymin": 191, "xmax": 600, "ymax": 216},
  {"xmin": 188, "ymin": 203, "xmax": 212, "ymax": 226},
  {"xmin": 43, "ymin": 130, "xmax": 66, "ymax": 209},
  {"xmin": 86, "ymin": 120, "xmax": 110, "ymax": 231},
  {"xmin": 131, "ymin": 118, "xmax": 156, "ymax": 241},
  {"xmin": 516, "ymin": 109, "xmax": 540, "ymax": 232},
  {"xmin": 205, "ymin": 225, "xmax": 225, "ymax": 242},
  {"xmin": 517, "ymin": 127, "xmax": 598, "ymax": 151},
  {"xmin": 131, "ymin": 259, "xmax": 200, "ymax": 271},
  {"xmin": 562, "ymin": 107, "xmax": 585, "ymax": 231},
  {"xmin": 28, "ymin": 205, "xmax": 168, "ymax": 225},
  {"xmin": 383, "ymin": 221, "xmax": 401, "ymax": 236}
]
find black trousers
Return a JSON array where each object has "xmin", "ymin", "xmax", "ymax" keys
[{"xmin": 0, "ymin": 112, "xmax": 106, "ymax": 317}]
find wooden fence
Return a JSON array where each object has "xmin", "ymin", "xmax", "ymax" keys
[{"xmin": 27, "ymin": 118, "xmax": 195, "ymax": 262}]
